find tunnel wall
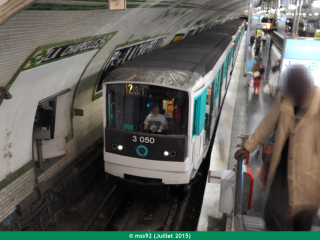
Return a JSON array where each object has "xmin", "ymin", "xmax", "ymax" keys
[{"xmin": 0, "ymin": 0, "xmax": 247, "ymax": 223}]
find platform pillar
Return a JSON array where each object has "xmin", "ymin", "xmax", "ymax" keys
[
  {"xmin": 292, "ymin": 0, "xmax": 302, "ymax": 37},
  {"xmin": 243, "ymin": 1, "xmax": 253, "ymax": 76}
]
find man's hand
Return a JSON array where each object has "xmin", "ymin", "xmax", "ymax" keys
[{"xmin": 234, "ymin": 148, "xmax": 250, "ymax": 160}]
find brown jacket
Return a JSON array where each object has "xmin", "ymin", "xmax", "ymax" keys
[{"xmin": 244, "ymin": 87, "xmax": 320, "ymax": 212}]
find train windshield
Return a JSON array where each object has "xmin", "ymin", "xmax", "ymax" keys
[{"xmin": 107, "ymin": 84, "xmax": 189, "ymax": 135}]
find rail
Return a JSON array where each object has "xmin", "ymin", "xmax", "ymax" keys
[
  {"xmin": 269, "ymin": 32, "xmax": 284, "ymax": 54},
  {"xmin": 234, "ymin": 155, "xmax": 246, "ymax": 231}
]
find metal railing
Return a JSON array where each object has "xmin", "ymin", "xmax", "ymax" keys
[{"xmin": 234, "ymin": 155, "xmax": 246, "ymax": 231}]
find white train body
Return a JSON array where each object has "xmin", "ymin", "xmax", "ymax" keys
[{"xmin": 102, "ymin": 20, "xmax": 245, "ymax": 186}]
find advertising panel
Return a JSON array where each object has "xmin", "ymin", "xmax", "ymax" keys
[{"xmin": 281, "ymin": 38, "xmax": 320, "ymax": 86}]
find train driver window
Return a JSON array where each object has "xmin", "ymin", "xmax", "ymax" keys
[{"xmin": 107, "ymin": 84, "xmax": 189, "ymax": 135}]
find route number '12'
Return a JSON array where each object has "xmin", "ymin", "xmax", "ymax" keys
[{"xmin": 132, "ymin": 136, "xmax": 155, "ymax": 144}]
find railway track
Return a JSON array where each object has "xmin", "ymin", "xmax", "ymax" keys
[
  {"xmin": 83, "ymin": 185, "xmax": 189, "ymax": 231},
  {"xmin": 269, "ymin": 32, "xmax": 284, "ymax": 53}
]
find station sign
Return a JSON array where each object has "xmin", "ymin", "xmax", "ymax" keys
[
  {"xmin": 281, "ymin": 37, "xmax": 320, "ymax": 86},
  {"xmin": 95, "ymin": 36, "xmax": 166, "ymax": 92}
]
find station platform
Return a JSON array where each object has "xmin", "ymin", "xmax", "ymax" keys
[{"xmin": 197, "ymin": 31, "xmax": 320, "ymax": 231}]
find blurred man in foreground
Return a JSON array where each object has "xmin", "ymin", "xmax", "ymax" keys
[{"xmin": 235, "ymin": 64, "xmax": 320, "ymax": 231}]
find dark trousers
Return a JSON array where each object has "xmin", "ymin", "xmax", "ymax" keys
[
  {"xmin": 264, "ymin": 156, "xmax": 317, "ymax": 231},
  {"xmin": 255, "ymin": 47, "xmax": 260, "ymax": 56}
]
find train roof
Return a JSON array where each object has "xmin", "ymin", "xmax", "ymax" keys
[
  {"xmin": 103, "ymin": 20, "xmax": 243, "ymax": 91},
  {"xmin": 206, "ymin": 25, "xmax": 240, "ymax": 35},
  {"xmin": 222, "ymin": 19, "xmax": 245, "ymax": 25}
]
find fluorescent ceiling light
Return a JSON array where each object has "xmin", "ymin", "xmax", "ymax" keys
[
  {"xmin": 313, "ymin": 1, "xmax": 320, "ymax": 7},
  {"xmin": 288, "ymin": 4, "xmax": 296, "ymax": 9},
  {"xmin": 309, "ymin": 13, "xmax": 313, "ymax": 16},
  {"xmin": 315, "ymin": 12, "xmax": 319, "ymax": 15}
]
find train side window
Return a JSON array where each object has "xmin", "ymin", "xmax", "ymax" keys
[
  {"xmin": 193, "ymin": 90, "xmax": 207, "ymax": 136},
  {"xmin": 192, "ymin": 101, "xmax": 197, "ymax": 136}
]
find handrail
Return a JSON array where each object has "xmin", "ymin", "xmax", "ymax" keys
[{"xmin": 234, "ymin": 155, "xmax": 246, "ymax": 231}]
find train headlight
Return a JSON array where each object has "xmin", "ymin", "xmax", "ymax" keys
[
  {"xmin": 170, "ymin": 151, "xmax": 177, "ymax": 157},
  {"xmin": 118, "ymin": 145, "xmax": 123, "ymax": 150},
  {"xmin": 164, "ymin": 151, "xmax": 169, "ymax": 156}
]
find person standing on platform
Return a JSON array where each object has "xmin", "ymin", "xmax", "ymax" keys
[
  {"xmin": 268, "ymin": 65, "xmax": 279, "ymax": 98},
  {"xmin": 235, "ymin": 64, "xmax": 320, "ymax": 231},
  {"xmin": 252, "ymin": 60, "xmax": 263, "ymax": 94},
  {"xmin": 250, "ymin": 33, "xmax": 255, "ymax": 48},
  {"xmin": 255, "ymin": 36, "xmax": 261, "ymax": 56},
  {"xmin": 255, "ymin": 52, "xmax": 263, "ymax": 64},
  {"xmin": 246, "ymin": 52, "xmax": 256, "ymax": 85},
  {"xmin": 261, "ymin": 31, "xmax": 267, "ymax": 48}
]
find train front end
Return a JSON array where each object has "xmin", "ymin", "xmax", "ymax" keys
[{"xmin": 103, "ymin": 82, "xmax": 192, "ymax": 189}]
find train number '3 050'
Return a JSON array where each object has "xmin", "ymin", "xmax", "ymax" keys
[{"xmin": 132, "ymin": 135, "xmax": 155, "ymax": 144}]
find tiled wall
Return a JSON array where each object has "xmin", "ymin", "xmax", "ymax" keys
[
  {"xmin": 0, "ymin": 0, "xmax": 245, "ymax": 223},
  {"xmin": 0, "ymin": 169, "xmax": 35, "ymax": 223}
]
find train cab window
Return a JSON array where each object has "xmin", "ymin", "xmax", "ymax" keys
[
  {"xmin": 108, "ymin": 91, "xmax": 115, "ymax": 128},
  {"xmin": 106, "ymin": 84, "xmax": 188, "ymax": 135}
]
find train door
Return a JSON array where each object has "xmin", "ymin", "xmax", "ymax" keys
[
  {"xmin": 227, "ymin": 48, "xmax": 233, "ymax": 86},
  {"xmin": 205, "ymin": 83, "xmax": 214, "ymax": 142},
  {"xmin": 223, "ymin": 57, "xmax": 228, "ymax": 91},
  {"xmin": 218, "ymin": 64, "xmax": 225, "ymax": 108},
  {"xmin": 192, "ymin": 90, "xmax": 206, "ymax": 170}
]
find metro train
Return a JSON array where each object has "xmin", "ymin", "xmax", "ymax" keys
[{"xmin": 102, "ymin": 19, "xmax": 245, "ymax": 193}]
